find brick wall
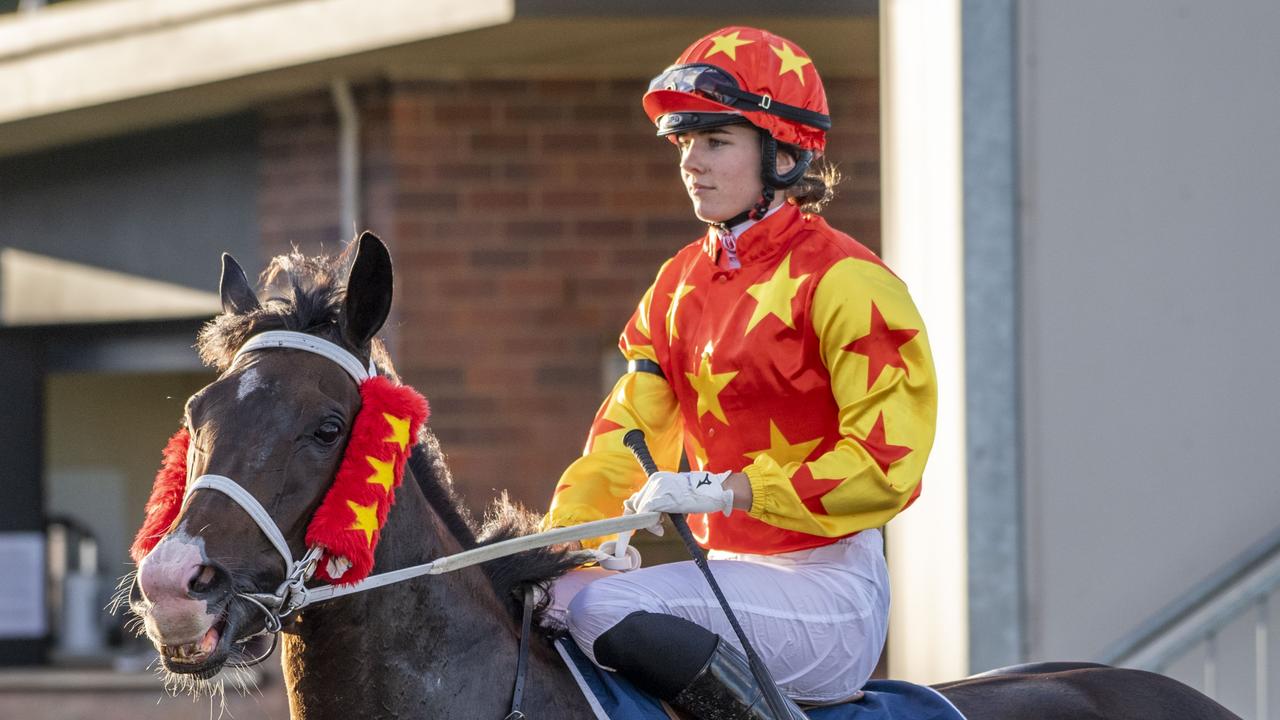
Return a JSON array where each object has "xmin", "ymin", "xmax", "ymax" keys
[{"xmin": 258, "ymin": 75, "xmax": 879, "ymax": 516}]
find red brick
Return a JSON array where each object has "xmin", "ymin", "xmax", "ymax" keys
[
  {"xmin": 469, "ymin": 248, "xmax": 533, "ymax": 268},
  {"xmin": 504, "ymin": 104, "xmax": 566, "ymax": 124},
  {"xmin": 468, "ymin": 189, "xmax": 531, "ymax": 212},
  {"xmin": 469, "ymin": 131, "xmax": 531, "ymax": 154},
  {"xmin": 505, "ymin": 219, "xmax": 566, "ymax": 240},
  {"xmin": 540, "ymin": 190, "xmax": 605, "ymax": 211},
  {"xmin": 540, "ymin": 132, "xmax": 603, "ymax": 153},
  {"xmin": 534, "ymin": 79, "xmax": 601, "ymax": 98},
  {"xmin": 575, "ymin": 219, "xmax": 635, "ymax": 239},
  {"xmin": 432, "ymin": 103, "xmax": 496, "ymax": 125}
]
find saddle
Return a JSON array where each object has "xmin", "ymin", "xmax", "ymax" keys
[{"xmin": 554, "ymin": 638, "xmax": 967, "ymax": 720}]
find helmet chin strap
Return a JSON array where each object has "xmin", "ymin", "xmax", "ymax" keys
[{"xmin": 713, "ymin": 130, "xmax": 814, "ymax": 231}]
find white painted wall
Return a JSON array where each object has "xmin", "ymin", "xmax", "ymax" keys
[{"xmin": 1018, "ymin": 0, "xmax": 1280, "ymax": 677}]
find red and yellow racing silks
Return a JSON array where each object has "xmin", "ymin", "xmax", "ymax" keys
[{"xmin": 544, "ymin": 203, "xmax": 937, "ymax": 554}]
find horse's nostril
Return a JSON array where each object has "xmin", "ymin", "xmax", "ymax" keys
[{"xmin": 189, "ymin": 565, "xmax": 220, "ymax": 596}]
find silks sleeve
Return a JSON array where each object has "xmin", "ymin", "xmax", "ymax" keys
[
  {"xmin": 744, "ymin": 257, "xmax": 938, "ymax": 536},
  {"xmin": 541, "ymin": 279, "xmax": 684, "ymax": 546}
]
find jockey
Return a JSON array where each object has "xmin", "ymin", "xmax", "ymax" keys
[{"xmin": 541, "ymin": 26, "xmax": 938, "ymax": 719}]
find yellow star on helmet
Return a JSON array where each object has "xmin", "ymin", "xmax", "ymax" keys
[
  {"xmin": 347, "ymin": 499, "xmax": 380, "ymax": 547},
  {"xmin": 771, "ymin": 42, "xmax": 813, "ymax": 84},
  {"xmin": 704, "ymin": 31, "xmax": 754, "ymax": 62},
  {"xmin": 685, "ymin": 344, "xmax": 737, "ymax": 425}
]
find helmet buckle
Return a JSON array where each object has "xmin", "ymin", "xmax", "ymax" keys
[{"xmin": 757, "ymin": 94, "xmax": 773, "ymax": 110}]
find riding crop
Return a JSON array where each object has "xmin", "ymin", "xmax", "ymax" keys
[{"xmin": 622, "ymin": 429, "xmax": 799, "ymax": 720}]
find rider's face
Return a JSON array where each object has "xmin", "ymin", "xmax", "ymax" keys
[
  {"xmin": 676, "ymin": 125, "xmax": 765, "ymax": 224},
  {"xmin": 676, "ymin": 124, "xmax": 796, "ymax": 224}
]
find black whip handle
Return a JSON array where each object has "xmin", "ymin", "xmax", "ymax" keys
[{"xmin": 621, "ymin": 430, "xmax": 795, "ymax": 718}]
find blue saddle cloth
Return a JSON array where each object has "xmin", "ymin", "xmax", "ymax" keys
[{"xmin": 554, "ymin": 639, "xmax": 966, "ymax": 720}]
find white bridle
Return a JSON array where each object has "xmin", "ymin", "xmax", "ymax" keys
[{"xmin": 177, "ymin": 330, "xmax": 653, "ymax": 663}]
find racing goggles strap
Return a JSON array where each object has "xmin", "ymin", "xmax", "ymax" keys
[{"xmin": 648, "ymin": 64, "xmax": 831, "ymax": 131}]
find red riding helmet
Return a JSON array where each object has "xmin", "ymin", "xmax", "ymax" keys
[{"xmin": 643, "ymin": 26, "xmax": 831, "ymax": 152}]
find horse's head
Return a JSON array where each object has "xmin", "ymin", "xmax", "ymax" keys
[{"xmin": 129, "ymin": 233, "xmax": 412, "ymax": 679}]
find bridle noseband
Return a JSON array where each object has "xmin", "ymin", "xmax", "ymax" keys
[
  {"xmin": 143, "ymin": 328, "xmax": 662, "ymax": 716},
  {"xmin": 173, "ymin": 331, "xmax": 379, "ymax": 665}
]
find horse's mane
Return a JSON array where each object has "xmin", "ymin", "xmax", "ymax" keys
[
  {"xmin": 408, "ymin": 442, "xmax": 583, "ymax": 625},
  {"xmin": 199, "ymin": 245, "xmax": 580, "ymax": 625}
]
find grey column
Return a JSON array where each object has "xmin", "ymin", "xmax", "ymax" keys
[{"xmin": 962, "ymin": 0, "xmax": 1024, "ymax": 671}]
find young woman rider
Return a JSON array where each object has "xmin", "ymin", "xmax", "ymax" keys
[{"xmin": 541, "ymin": 26, "xmax": 938, "ymax": 719}]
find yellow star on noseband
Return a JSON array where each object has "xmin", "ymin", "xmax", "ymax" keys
[
  {"xmin": 745, "ymin": 253, "xmax": 810, "ymax": 334},
  {"xmin": 366, "ymin": 456, "xmax": 395, "ymax": 494},
  {"xmin": 771, "ymin": 42, "xmax": 813, "ymax": 84},
  {"xmin": 383, "ymin": 413, "xmax": 411, "ymax": 450},
  {"xmin": 685, "ymin": 347, "xmax": 737, "ymax": 424},
  {"xmin": 704, "ymin": 31, "xmax": 754, "ymax": 62},
  {"xmin": 347, "ymin": 499, "xmax": 380, "ymax": 547}
]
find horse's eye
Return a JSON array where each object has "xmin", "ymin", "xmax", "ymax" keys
[{"xmin": 314, "ymin": 420, "xmax": 343, "ymax": 445}]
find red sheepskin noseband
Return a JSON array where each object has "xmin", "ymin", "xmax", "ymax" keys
[{"xmin": 129, "ymin": 374, "xmax": 429, "ymax": 586}]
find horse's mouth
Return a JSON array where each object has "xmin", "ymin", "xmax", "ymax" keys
[{"xmin": 158, "ymin": 612, "xmax": 230, "ymax": 679}]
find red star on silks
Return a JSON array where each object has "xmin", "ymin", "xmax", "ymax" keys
[
  {"xmin": 594, "ymin": 418, "xmax": 625, "ymax": 434},
  {"xmin": 844, "ymin": 303, "xmax": 919, "ymax": 390},
  {"xmin": 853, "ymin": 412, "xmax": 912, "ymax": 476},
  {"xmin": 792, "ymin": 471, "xmax": 842, "ymax": 516}
]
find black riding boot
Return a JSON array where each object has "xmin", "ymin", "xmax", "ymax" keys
[
  {"xmin": 593, "ymin": 611, "xmax": 807, "ymax": 720},
  {"xmin": 671, "ymin": 637, "xmax": 808, "ymax": 720}
]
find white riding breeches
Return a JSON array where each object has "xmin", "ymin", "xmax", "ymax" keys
[{"xmin": 546, "ymin": 529, "xmax": 890, "ymax": 705}]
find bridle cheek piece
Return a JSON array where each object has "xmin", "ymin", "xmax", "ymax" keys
[{"xmin": 129, "ymin": 331, "xmax": 429, "ymax": 661}]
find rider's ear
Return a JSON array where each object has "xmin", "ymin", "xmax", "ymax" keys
[
  {"xmin": 220, "ymin": 253, "xmax": 261, "ymax": 315},
  {"xmin": 340, "ymin": 232, "xmax": 393, "ymax": 349},
  {"xmin": 775, "ymin": 147, "xmax": 797, "ymax": 177}
]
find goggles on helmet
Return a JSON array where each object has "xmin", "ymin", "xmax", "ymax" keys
[{"xmin": 647, "ymin": 64, "xmax": 831, "ymax": 132}]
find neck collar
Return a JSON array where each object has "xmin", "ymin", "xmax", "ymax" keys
[{"xmin": 703, "ymin": 202, "xmax": 800, "ymax": 267}]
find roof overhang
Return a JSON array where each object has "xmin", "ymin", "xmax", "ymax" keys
[{"xmin": 0, "ymin": 0, "xmax": 875, "ymax": 157}]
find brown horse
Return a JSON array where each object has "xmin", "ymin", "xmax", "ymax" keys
[{"xmin": 128, "ymin": 235, "xmax": 1239, "ymax": 720}]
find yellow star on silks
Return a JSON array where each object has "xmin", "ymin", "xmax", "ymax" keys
[
  {"xmin": 666, "ymin": 283, "xmax": 696, "ymax": 340},
  {"xmin": 686, "ymin": 433, "xmax": 710, "ymax": 471},
  {"xmin": 382, "ymin": 413, "xmax": 410, "ymax": 450},
  {"xmin": 347, "ymin": 499, "xmax": 380, "ymax": 547},
  {"xmin": 633, "ymin": 295, "xmax": 653, "ymax": 340},
  {"xmin": 744, "ymin": 421, "xmax": 823, "ymax": 467},
  {"xmin": 745, "ymin": 253, "xmax": 810, "ymax": 334},
  {"xmin": 704, "ymin": 31, "xmax": 754, "ymax": 62},
  {"xmin": 771, "ymin": 42, "xmax": 813, "ymax": 84},
  {"xmin": 366, "ymin": 456, "xmax": 395, "ymax": 494},
  {"xmin": 685, "ymin": 345, "xmax": 737, "ymax": 424}
]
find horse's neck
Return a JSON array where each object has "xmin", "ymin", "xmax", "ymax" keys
[{"xmin": 280, "ymin": 475, "xmax": 588, "ymax": 719}]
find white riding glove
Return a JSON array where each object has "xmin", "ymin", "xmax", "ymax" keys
[{"xmin": 624, "ymin": 470, "xmax": 735, "ymax": 526}]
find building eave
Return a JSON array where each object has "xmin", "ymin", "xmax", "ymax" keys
[{"xmin": 0, "ymin": 0, "xmax": 875, "ymax": 158}]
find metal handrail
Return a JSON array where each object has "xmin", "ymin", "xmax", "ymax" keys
[{"xmin": 1099, "ymin": 524, "xmax": 1280, "ymax": 720}]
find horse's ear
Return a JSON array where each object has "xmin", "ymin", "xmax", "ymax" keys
[
  {"xmin": 341, "ymin": 232, "xmax": 393, "ymax": 349},
  {"xmin": 220, "ymin": 253, "xmax": 260, "ymax": 315}
]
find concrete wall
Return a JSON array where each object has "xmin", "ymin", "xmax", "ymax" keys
[{"xmin": 1018, "ymin": 0, "xmax": 1280, "ymax": 675}]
